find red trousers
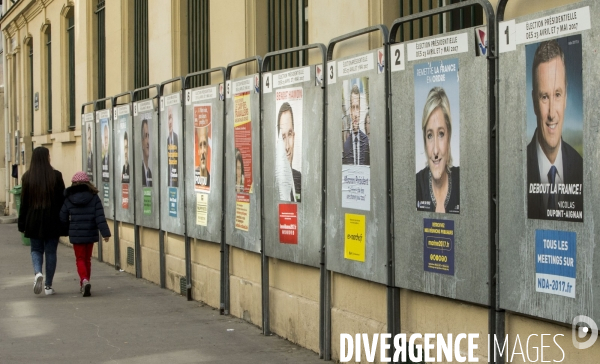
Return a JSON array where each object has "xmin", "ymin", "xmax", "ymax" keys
[{"xmin": 72, "ymin": 243, "xmax": 94, "ymax": 285}]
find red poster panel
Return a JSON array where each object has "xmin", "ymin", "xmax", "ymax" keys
[
  {"xmin": 279, "ymin": 203, "xmax": 298, "ymax": 244},
  {"xmin": 122, "ymin": 184, "xmax": 129, "ymax": 209}
]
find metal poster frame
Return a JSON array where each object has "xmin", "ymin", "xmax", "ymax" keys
[
  {"xmin": 222, "ymin": 56, "xmax": 264, "ymax": 332},
  {"xmin": 111, "ymin": 91, "xmax": 134, "ymax": 271},
  {"xmin": 94, "ymin": 96, "xmax": 115, "ymax": 263},
  {"xmin": 389, "ymin": 0, "xmax": 498, "ymax": 357},
  {"xmin": 261, "ymin": 43, "xmax": 327, "ymax": 353},
  {"xmin": 326, "ymin": 26, "xmax": 391, "ymax": 358},
  {"xmin": 182, "ymin": 67, "xmax": 226, "ymax": 300},
  {"xmin": 497, "ymin": 0, "xmax": 599, "ymax": 331},
  {"xmin": 132, "ymin": 84, "xmax": 160, "ymax": 279}
]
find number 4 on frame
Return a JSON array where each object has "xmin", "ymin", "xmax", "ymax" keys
[
  {"xmin": 263, "ymin": 72, "xmax": 272, "ymax": 94},
  {"xmin": 390, "ymin": 43, "xmax": 405, "ymax": 72}
]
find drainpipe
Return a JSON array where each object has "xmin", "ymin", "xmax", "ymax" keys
[{"xmin": 3, "ymin": 31, "xmax": 9, "ymax": 216}]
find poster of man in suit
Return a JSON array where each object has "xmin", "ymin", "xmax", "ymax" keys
[
  {"xmin": 275, "ymin": 87, "xmax": 303, "ymax": 203},
  {"xmin": 86, "ymin": 121, "xmax": 94, "ymax": 182},
  {"xmin": 101, "ymin": 119, "xmax": 110, "ymax": 183},
  {"xmin": 341, "ymin": 77, "xmax": 370, "ymax": 211},
  {"xmin": 526, "ymin": 35, "xmax": 583, "ymax": 222}
]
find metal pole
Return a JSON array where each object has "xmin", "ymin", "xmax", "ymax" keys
[
  {"xmin": 384, "ymin": 26, "xmax": 401, "ymax": 351},
  {"xmin": 493, "ymin": 2, "xmax": 508, "ymax": 363}
]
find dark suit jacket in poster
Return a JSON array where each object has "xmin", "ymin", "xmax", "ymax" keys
[
  {"xmin": 86, "ymin": 152, "xmax": 94, "ymax": 181},
  {"xmin": 121, "ymin": 164, "xmax": 130, "ymax": 183},
  {"xmin": 142, "ymin": 164, "xmax": 153, "ymax": 187},
  {"xmin": 416, "ymin": 166, "xmax": 460, "ymax": 214},
  {"xmin": 526, "ymin": 131, "xmax": 583, "ymax": 221},
  {"xmin": 342, "ymin": 130, "xmax": 370, "ymax": 165},
  {"xmin": 291, "ymin": 168, "xmax": 301, "ymax": 202},
  {"xmin": 102, "ymin": 152, "xmax": 110, "ymax": 182}
]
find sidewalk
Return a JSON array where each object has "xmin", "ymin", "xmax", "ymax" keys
[{"xmin": 0, "ymin": 223, "xmax": 323, "ymax": 364}]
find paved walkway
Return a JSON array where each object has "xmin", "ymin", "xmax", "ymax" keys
[{"xmin": 0, "ymin": 223, "xmax": 323, "ymax": 364}]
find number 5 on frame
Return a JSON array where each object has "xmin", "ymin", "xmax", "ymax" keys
[{"xmin": 390, "ymin": 43, "xmax": 405, "ymax": 72}]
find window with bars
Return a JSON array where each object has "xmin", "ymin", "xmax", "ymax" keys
[
  {"xmin": 134, "ymin": 0, "xmax": 149, "ymax": 100},
  {"xmin": 96, "ymin": 0, "xmax": 106, "ymax": 108},
  {"xmin": 187, "ymin": 0, "xmax": 210, "ymax": 88},
  {"xmin": 29, "ymin": 40, "xmax": 33, "ymax": 136},
  {"xmin": 397, "ymin": 0, "xmax": 483, "ymax": 41},
  {"xmin": 46, "ymin": 28, "xmax": 52, "ymax": 133},
  {"xmin": 67, "ymin": 10, "xmax": 75, "ymax": 130},
  {"xmin": 267, "ymin": 0, "xmax": 308, "ymax": 70}
]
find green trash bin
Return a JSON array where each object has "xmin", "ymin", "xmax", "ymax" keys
[{"xmin": 9, "ymin": 185, "xmax": 30, "ymax": 246}]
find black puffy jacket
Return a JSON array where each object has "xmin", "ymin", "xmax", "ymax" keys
[{"xmin": 59, "ymin": 184, "xmax": 111, "ymax": 244}]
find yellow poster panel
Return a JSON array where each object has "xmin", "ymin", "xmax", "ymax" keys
[
  {"xmin": 196, "ymin": 193, "xmax": 208, "ymax": 226},
  {"xmin": 234, "ymin": 92, "xmax": 251, "ymax": 126},
  {"xmin": 344, "ymin": 213, "xmax": 365, "ymax": 262},
  {"xmin": 235, "ymin": 200, "xmax": 250, "ymax": 231}
]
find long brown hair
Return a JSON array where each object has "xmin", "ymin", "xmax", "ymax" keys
[{"xmin": 22, "ymin": 147, "xmax": 56, "ymax": 208}]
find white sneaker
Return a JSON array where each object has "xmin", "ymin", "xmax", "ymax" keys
[
  {"xmin": 33, "ymin": 273, "xmax": 43, "ymax": 294},
  {"xmin": 82, "ymin": 279, "xmax": 91, "ymax": 297},
  {"xmin": 44, "ymin": 286, "xmax": 55, "ymax": 295}
]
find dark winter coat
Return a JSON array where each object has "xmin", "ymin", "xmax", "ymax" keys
[
  {"xmin": 59, "ymin": 184, "xmax": 111, "ymax": 244},
  {"xmin": 18, "ymin": 170, "xmax": 66, "ymax": 239}
]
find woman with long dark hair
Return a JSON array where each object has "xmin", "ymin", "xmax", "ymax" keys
[{"xmin": 18, "ymin": 147, "xmax": 66, "ymax": 295}]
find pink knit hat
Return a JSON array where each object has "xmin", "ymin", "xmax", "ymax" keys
[{"xmin": 72, "ymin": 171, "xmax": 90, "ymax": 183}]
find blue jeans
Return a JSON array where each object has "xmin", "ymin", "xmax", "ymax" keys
[{"xmin": 30, "ymin": 238, "xmax": 59, "ymax": 287}]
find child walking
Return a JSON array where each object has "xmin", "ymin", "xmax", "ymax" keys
[{"xmin": 60, "ymin": 171, "xmax": 111, "ymax": 297}]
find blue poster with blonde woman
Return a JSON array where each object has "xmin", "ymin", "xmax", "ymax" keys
[{"xmin": 414, "ymin": 58, "xmax": 460, "ymax": 214}]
